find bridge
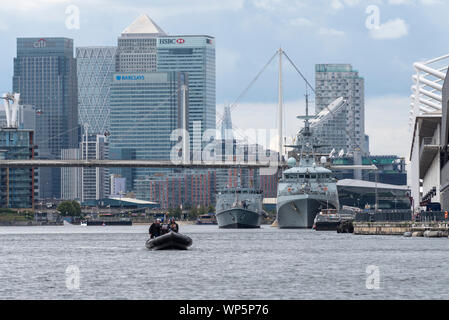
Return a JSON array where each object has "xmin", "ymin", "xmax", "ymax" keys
[
  {"xmin": 0, "ymin": 160, "xmax": 377, "ymax": 171},
  {"xmin": 0, "ymin": 159, "xmax": 272, "ymax": 168}
]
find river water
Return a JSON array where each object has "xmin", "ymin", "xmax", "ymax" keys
[{"xmin": 1, "ymin": 224, "xmax": 448, "ymax": 300}]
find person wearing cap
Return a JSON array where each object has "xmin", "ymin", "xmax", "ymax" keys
[
  {"xmin": 149, "ymin": 218, "xmax": 162, "ymax": 239},
  {"xmin": 168, "ymin": 218, "xmax": 179, "ymax": 233}
]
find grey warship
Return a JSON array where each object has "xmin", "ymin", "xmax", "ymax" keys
[
  {"xmin": 276, "ymin": 95, "xmax": 339, "ymax": 229},
  {"xmin": 215, "ymin": 187, "xmax": 264, "ymax": 228}
]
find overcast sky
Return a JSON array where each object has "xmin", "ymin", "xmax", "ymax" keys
[{"xmin": 0, "ymin": 0, "xmax": 448, "ymax": 159}]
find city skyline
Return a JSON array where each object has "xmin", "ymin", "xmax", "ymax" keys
[{"xmin": 0, "ymin": 1, "xmax": 446, "ymax": 159}]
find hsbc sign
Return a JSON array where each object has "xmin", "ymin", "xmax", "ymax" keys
[{"xmin": 159, "ymin": 38, "xmax": 185, "ymax": 45}]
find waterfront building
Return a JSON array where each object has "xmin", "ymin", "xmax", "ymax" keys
[
  {"xmin": 60, "ymin": 148, "xmax": 81, "ymax": 200},
  {"xmin": 13, "ymin": 37, "xmax": 78, "ymax": 199},
  {"xmin": 315, "ymin": 64, "xmax": 367, "ymax": 154},
  {"xmin": 157, "ymin": 34, "xmax": 216, "ymax": 147},
  {"xmin": 80, "ymin": 134, "xmax": 109, "ymax": 202},
  {"xmin": 337, "ymin": 179, "xmax": 411, "ymax": 211},
  {"xmin": 331, "ymin": 155, "xmax": 407, "ymax": 186},
  {"xmin": 76, "ymin": 46, "xmax": 117, "ymax": 135},
  {"xmin": 0, "ymin": 128, "xmax": 36, "ymax": 208},
  {"xmin": 409, "ymin": 54, "xmax": 448, "ymax": 212},
  {"xmin": 137, "ymin": 169, "xmax": 217, "ymax": 209}
]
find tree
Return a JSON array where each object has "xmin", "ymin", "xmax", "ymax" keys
[
  {"xmin": 198, "ymin": 206, "xmax": 206, "ymax": 215},
  {"xmin": 57, "ymin": 202, "xmax": 75, "ymax": 216},
  {"xmin": 57, "ymin": 201, "xmax": 82, "ymax": 217},
  {"xmin": 173, "ymin": 206, "xmax": 182, "ymax": 219},
  {"xmin": 71, "ymin": 201, "xmax": 82, "ymax": 216},
  {"xmin": 207, "ymin": 205, "xmax": 215, "ymax": 213},
  {"xmin": 188, "ymin": 207, "xmax": 198, "ymax": 220}
]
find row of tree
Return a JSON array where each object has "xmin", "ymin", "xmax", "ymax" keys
[
  {"xmin": 167, "ymin": 205, "xmax": 215, "ymax": 220},
  {"xmin": 56, "ymin": 201, "xmax": 216, "ymax": 220}
]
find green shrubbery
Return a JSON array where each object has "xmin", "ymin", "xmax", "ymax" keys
[
  {"xmin": 57, "ymin": 201, "xmax": 82, "ymax": 217},
  {"xmin": 0, "ymin": 208, "xmax": 33, "ymax": 222}
]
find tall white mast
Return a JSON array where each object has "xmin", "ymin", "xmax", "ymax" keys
[
  {"xmin": 181, "ymin": 84, "xmax": 189, "ymax": 164},
  {"xmin": 278, "ymin": 48, "xmax": 283, "ymax": 161}
]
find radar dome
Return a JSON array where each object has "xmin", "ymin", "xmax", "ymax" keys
[
  {"xmin": 287, "ymin": 157, "xmax": 296, "ymax": 167},
  {"xmin": 320, "ymin": 156, "xmax": 327, "ymax": 164}
]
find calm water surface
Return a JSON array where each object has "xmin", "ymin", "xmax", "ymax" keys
[{"xmin": 1, "ymin": 224, "xmax": 448, "ymax": 299}]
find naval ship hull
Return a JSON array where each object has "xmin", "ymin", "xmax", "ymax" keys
[
  {"xmin": 277, "ymin": 195, "xmax": 338, "ymax": 229},
  {"xmin": 216, "ymin": 208, "xmax": 263, "ymax": 229}
]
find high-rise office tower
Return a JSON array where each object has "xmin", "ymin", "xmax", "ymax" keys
[
  {"xmin": 13, "ymin": 38, "xmax": 78, "ymax": 199},
  {"xmin": 109, "ymin": 71, "xmax": 188, "ymax": 185},
  {"xmin": 76, "ymin": 46, "xmax": 117, "ymax": 135},
  {"xmin": 61, "ymin": 148, "xmax": 81, "ymax": 200},
  {"xmin": 116, "ymin": 14, "xmax": 166, "ymax": 73},
  {"xmin": 157, "ymin": 35, "xmax": 216, "ymax": 146},
  {"xmin": 314, "ymin": 64, "xmax": 366, "ymax": 155},
  {"xmin": 117, "ymin": 15, "xmax": 215, "ymax": 149},
  {"xmin": 80, "ymin": 133, "xmax": 109, "ymax": 202}
]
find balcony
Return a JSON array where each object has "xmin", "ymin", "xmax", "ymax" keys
[{"xmin": 419, "ymin": 137, "xmax": 440, "ymax": 179}]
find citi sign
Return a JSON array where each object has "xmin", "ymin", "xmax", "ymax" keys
[
  {"xmin": 33, "ymin": 39, "xmax": 46, "ymax": 48},
  {"xmin": 116, "ymin": 75, "xmax": 145, "ymax": 81},
  {"xmin": 159, "ymin": 38, "xmax": 185, "ymax": 45}
]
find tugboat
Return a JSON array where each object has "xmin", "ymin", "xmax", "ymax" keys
[
  {"xmin": 276, "ymin": 94, "xmax": 339, "ymax": 228},
  {"xmin": 312, "ymin": 209, "xmax": 341, "ymax": 231}
]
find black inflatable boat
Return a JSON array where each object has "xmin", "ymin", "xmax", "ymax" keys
[{"xmin": 145, "ymin": 231, "xmax": 193, "ymax": 250}]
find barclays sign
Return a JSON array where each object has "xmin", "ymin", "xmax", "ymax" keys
[{"xmin": 116, "ymin": 75, "xmax": 145, "ymax": 81}]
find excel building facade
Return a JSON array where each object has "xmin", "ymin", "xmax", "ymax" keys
[{"xmin": 13, "ymin": 37, "xmax": 78, "ymax": 199}]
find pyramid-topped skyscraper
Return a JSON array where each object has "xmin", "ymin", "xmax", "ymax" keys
[
  {"xmin": 121, "ymin": 13, "xmax": 166, "ymax": 36},
  {"xmin": 116, "ymin": 14, "xmax": 167, "ymax": 72}
]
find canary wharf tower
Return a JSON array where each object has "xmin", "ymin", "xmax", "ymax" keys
[
  {"xmin": 13, "ymin": 38, "xmax": 78, "ymax": 199},
  {"xmin": 115, "ymin": 14, "xmax": 216, "ymax": 145}
]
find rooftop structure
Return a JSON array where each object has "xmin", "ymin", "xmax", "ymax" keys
[{"xmin": 409, "ymin": 54, "xmax": 449, "ymax": 212}]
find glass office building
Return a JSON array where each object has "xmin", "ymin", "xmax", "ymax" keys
[
  {"xmin": 109, "ymin": 71, "xmax": 187, "ymax": 183},
  {"xmin": 13, "ymin": 37, "xmax": 78, "ymax": 199},
  {"xmin": 76, "ymin": 46, "xmax": 117, "ymax": 135},
  {"xmin": 0, "ymin": 128, "xmax": 36, "ymax": 208},
  {"xmin": 157, "ymin": 35, "xmax": 216, "ymax": 147}
]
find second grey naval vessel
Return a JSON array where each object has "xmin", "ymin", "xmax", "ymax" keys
[
  {"xmin": 215, "ymin": 187, "xmax": 264, "ymax": 228},
  {"xmin": 276, "ymin": 95, "xmax": 339, "ymax": 229}
]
